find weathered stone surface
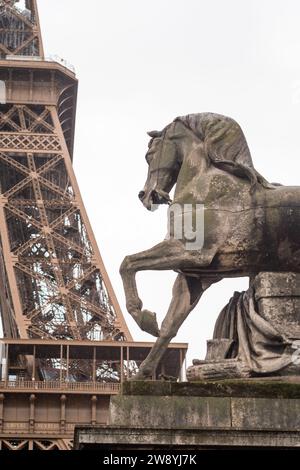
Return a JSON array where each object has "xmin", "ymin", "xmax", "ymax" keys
[
  {"xmin": 205, "ymin": 338, "xmax": 234, "ymax": 361},
  {"xmin": 254, "ymin": 272, "xmax": 300, "ymax": 298},
  {"xmin": 122, "ymin": 380, "xmax": 172, "ymax": 396},
  {"xmin": 187, "ymin": 359, "xmax": 251, "ymax": 381},
  {"xmin": 109, "ymin": 395, "xmax": 231, "ymax": 429},
  {"xmin": 188, "ymin": 271, "xmax": 300, "ymax": 381},
  {"xmin": 254, "ymin": 272, "xmax": 300, "ymax": 339},
  {"xmin": 74, "ymin": 426, "xmax": 300, "ymax": 449},
  {"xmin": 232, "ymin": 398, "xmax": 300, "ymax": 430},
  {"xmin": 74, "ymin": 381, "xmax": 300, "ymax": 449},
  {"xmin": 123, "ymin": 379, "xmax": 300, "ymax": 399}
]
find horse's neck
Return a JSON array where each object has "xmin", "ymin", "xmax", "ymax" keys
[
  {"xmin": 174, "ymin": 135, "xmax": 211, "ymax": 203},
  {"xmin": 180, "ymin": 134, "xmax": 210, "ymax": 175},
  {"xmin": 174, "ymin": 137, "xmax": 253, "ymax": 208}
]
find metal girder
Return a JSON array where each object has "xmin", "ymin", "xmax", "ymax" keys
[
  {"xmin": 0, "ymin": 101, "xmax": 132, "ymax": 342},
  {"xmin": 0, "ymin": 0, "xmax": 44, "ymax": 57},
  {"xmin": 0, "ymin": 4, "xmax": 133, "ymax": 444}
]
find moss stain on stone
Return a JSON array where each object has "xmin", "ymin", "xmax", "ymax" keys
[{"xmin": 122, "ymin": 380, "xmax": 300, "ymax": 399}]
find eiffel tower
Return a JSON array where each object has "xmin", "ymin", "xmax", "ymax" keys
[
  {"xmin": 0, "ymin": 0, "xmax": 132, "ymax": 343},
  {"xmin": 0, "ymin": 1, "xmax": 187, "ymax": 451}
]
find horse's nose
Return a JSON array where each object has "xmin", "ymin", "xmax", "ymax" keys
[{"xmin": 138, "ymin": 190, "xmax": 145, "ymax": 201}]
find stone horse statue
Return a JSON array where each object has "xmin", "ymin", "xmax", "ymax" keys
[{"xmin": 120, "ymin": 112, "xmax": 300, "ymax": 380}]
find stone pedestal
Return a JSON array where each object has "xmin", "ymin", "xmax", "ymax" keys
[
  {"xmin": 187, "ymin": 272, "xmax": 300, "ymax": 381},
  {"xmin": 74, "ymin": 380, "xmax": 300, "ymax": 449},
  {"xmin": 254, "ymin": 272, "xmax": 300, "ymax": 339},
  {"xmin": 74, "ymin": 273, "xmax": 300, "ymax": 449}
]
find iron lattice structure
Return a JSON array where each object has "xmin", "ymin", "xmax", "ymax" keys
[
  {"xmin": 0, "ymin": 0, "xmax": 43, "ymax": 58},
  {"xmin": 0, "ymin": 1, "xmax": 187, "ymax": 452},
  {"xmin": 0, "ymin": 0, "xmax": 132, "ymax": 343},
  {"xmin": 0, "ymin": 438, "xmax": 73, "ymax": 451}
]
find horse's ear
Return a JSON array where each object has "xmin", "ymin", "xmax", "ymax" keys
[{"xmin": 147, "ymin": 130, "xmax": 162, "ymax": 138}]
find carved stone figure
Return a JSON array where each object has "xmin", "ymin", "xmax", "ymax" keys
[{"xmin": 120, "ymin": 113, "xmax": 300, "ymax": 380}]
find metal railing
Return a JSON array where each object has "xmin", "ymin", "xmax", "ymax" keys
[
  {"xmin": 0, "ymin": 380, "xmax": 121, "ymax": 393},
  {"xmin": 46, "ymin": 55, "xmax": 76, "ymax": 73},
  {"xmin": 4, "ymin": 55, "xmax": 76, "ymax": 73}
]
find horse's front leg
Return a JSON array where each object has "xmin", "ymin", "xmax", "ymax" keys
[
  {"xmin": 120, "ymin": 239, "xmax": 187, "ymax": 337},
  {"xmin": 132, "ymin": 274, "xmax": 220, "ymax": 380}
]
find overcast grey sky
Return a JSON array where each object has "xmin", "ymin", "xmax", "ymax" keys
[{"xmin": 37, "ymin": 0, "xmax": 300, "ymax": 363}]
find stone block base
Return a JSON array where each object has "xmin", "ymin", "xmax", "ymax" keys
[{"xmin": 74, "ymin": 380, "xmax": 300, "ymax": 449}]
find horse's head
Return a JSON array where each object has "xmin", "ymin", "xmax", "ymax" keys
[{"xmin": 138, "ymin": 126, "xmax": 181, "ymax": 211}]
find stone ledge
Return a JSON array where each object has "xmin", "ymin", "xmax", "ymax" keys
[
  {"xmin": 74, "ymin": 380, "xmax": 300, "ymax": 449},
  {"xmin": 122, "ymin": 378, "xmax": 300, "ymax": 399},
  {"xmin": 109, "ymin": 395, "xmax": 231, "ymax": 429},
  {"xmin": 74, "ymin": 426, "xmax": 300, "ymax": 449},
  {"xmin": 110, "ymin": 394, "xmax": 300, "ymax": 430}
]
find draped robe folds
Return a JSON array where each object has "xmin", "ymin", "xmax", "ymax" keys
[{"xmin": 213, "ymin": 288, "xmax": 293, "ymax": 374}]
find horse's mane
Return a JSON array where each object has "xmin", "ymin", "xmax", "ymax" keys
[{"xmin": 173, "ymin": 113, "xmax": 273, "ymax": 189}]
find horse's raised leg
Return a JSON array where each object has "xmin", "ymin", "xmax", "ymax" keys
[
  {"xmin": 120, "ymin": 239, "xmax": 217, "ymax": 337},
  {"xmin": 132, "ymin": 274, "xmax": 219, "ymax": 380},
  {"xmin": 120, "ymin": 238, "xmax": 190, "ymax": 336}
]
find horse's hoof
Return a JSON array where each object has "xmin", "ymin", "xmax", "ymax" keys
[
  {"xmin": 158, "ymin": 373, "xmax": 177, "ymax": 382},
  {"xmin": 130, "ymin": 367, "xmax": 153, "ymax": 381},
  {"xmin": 140, "ymin": 310, "xmax": 160, "ymax": 337},
  {"xmin": 130, "ymin": 372, "xmax": 151, "ymax": 381},
  {"xmin": 192, "ymin": 359, "xmax": 203, "ymax": 365}
]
